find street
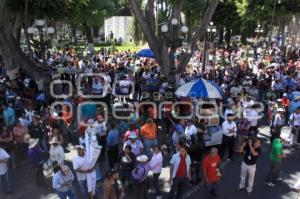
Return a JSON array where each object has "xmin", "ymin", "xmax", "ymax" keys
[{"xmin": 1, "ymin": 126, "xmax": 300, "ymax": 199}]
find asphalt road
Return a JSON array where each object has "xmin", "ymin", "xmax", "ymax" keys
[{"xmin": 1, "ymin": 126, "xmax": 300, "ymax": 199}]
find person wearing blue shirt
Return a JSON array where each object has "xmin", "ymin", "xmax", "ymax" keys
[
  {"xmin": 289, "ymin": 97, "xmax": 300, "ymax": 116},
  {"xmin": 81, "ymin": 103, "xmax": 96, "ymax": 119},
  {"xmin": 106, "ymin": 122, "xmax": 120, "ymax": 169},
  {"xmin": 2, "ymin": 103, "xmax": 15, "ymax": 127},
  {"xmin": 52, "ymin": 165, "xmax": 76, "ymax": 199},
  {"xmin": 284, "ymin": 77, "xmax": 297, "ymax": 90}
]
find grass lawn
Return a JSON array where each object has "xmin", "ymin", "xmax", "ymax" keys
[{"xmin": 94, "ymin": 43, "xmax": 142, "ymax": 52}]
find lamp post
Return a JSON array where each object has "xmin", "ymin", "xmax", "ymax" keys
[
  {"xmin": 160, "ymin": 18, "xmax": 188, "ymax": 89},
  {"xmin": 27, "ymin": 19, "xmax": 55, "ymax": 65},
  {"xmin": 202, "ymin": 21, "xmax": 216, "ymax": 75},
  {"xmin": 255, "ymin": 24, "xmax": 264, "ymax": 35},
  {"xmin": 255, "ymin": 24, "xmax": 264, "ymax": 45}
]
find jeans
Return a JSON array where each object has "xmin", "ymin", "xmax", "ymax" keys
[
  {"xmin": 204, "ymin": 182, "xmax": 218, "ymax": 199},
  {"xmin": 107, "ymin": 144, "xmax": 119, "ymax": 169},
  {"xmin": 143, "ymin": 138, "xmax": 158, "ymax": 157},
  {"xmin": 95, "ymin": 163, "xmax": 102, "ymax": 181},
  {"xmin": 168, "ymin": 177, "xmax": 189, "ymax": 199},
  {"xmin": 0, "ymin": 171, "xmax": 12, "ymax": 193},
  {"xmin": 56, "ymin": 187, "xmax": 77, "ymax": 199},
  {"xmin": 220, "ymin": 135, "xmax": 235, "ymax": 159},
  {"xmin": 266, "ymin": 161, "xmax": 281, "ymax": 183},
  {"xmin": 239, "ymin": 162, "xmax": 256, "ymax": 193},
  {"xmin": 78, "ymin": 180, "xmax": 88, "ymax": 199},
  {"xmin": 153, "ymin": 173, "xmax": 161, "ymax": 196}
]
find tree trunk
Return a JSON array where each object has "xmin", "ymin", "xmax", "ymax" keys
[
  {"xmin": 225, "ymin": 27, "xmax": 231, "ymax": 47},
  {"xmin": 84, "ymin": 22, "xmax": 94, "ymax": 53},
  {"xmin": 218, "ymin": 25, "xmax": 224, "ymax": 45},
  {"xmin": 0, "ymin": 0, "xmax": 50, "ymax": 91},
  {"xmin": 129, "ymin": 0, "xmax": 219, "ymax": 86}
]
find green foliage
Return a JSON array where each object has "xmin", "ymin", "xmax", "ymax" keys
[
  {"xmin": 111, "ymin": 0, "xmax": 131, "ymax": 16},
  {"xmin": 68, "ymin": 0, "xmax": 114, "ymax": 27}
]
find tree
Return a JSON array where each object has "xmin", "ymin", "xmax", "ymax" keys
[
  {"xmin": 0, "ymin": 0, "xmax": 50, "ymax": 89},
  {"xmin": 68, "ymin": 0, "xmax": 114, "ymax": 52},
  {"xmin": 212, "ymin": 0, "xmax": 241, "ymax": 46},
  {"xmin": 129, "ymin": 0, "xmax": 219, "ymax": 88}
]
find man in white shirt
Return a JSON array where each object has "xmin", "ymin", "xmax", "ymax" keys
[
  {"xmin": 92, "ymin": 78, "xmax": 103, "ymax": 95},
  {"xmin": 49, "ymin": 137, "xmax": 65, "ymax": 165},
  {"xmin": 289, "ymin": 107, "xmax": 300, "ymax": 145},
  {"xmin": 220, "ymin": 113, "xmax": 237, "ymax": 161},
  {"xmin": 0, "ymin": 147, "xmax": 13, "ymax": 194},
  {"xmin": 118, "ymin": 77, "xmax": 132, "ymax": 95},
  {"xmin": 246, "ymin": 106, "xmax": 259, "ymax": 136},
  {"xmin": 73, "ymin": 145, "xmax": 93, "ymax": 199},
  {"xmin": 230, "ymin": 84, "xmax": 243, "ymax": 98},
  {"xmin": 149, "ymin": 146, "xmax": 163, "ymax": 199},
  {"xmin": 19, "ymin": 112, "xmax": 31, "ymax": 128},
  {"xmin": 185, "ymin": 120, "xmax": 197, "ymax": 145}
]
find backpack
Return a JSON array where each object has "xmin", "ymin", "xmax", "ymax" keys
[{"xmin": 130, "ymin": 165, "xmax": 146, "ymax": 184}]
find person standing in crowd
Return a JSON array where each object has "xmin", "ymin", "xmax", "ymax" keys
[
  {"xmin": 49, "ymin": 137, "xmax": 65, "ymax": 165},
  {"xmin": 131, "ymin": 155, "xmax": 150, "ymax": 199},
  {"xmin": 289, "ymin": 106, "xmax": 300, "ymax": 145},
  {"xmin": 52, "ymin": 164, "xmax": 77, "ymax": 199},
  {"xmin": 265, "ymin": 138, "xmax": 286, "ymax": 187},
  {"xmin": 0, "ymin": 146, "xmax": 13, "ymax": 195},
  {"xmin": 149, "ymin": 146, "xmax": 163, "ymax": 199},
  {"xmin": 73, "ymin": 145, "xmax": 95, "ymax": 199},
  {"xmin": 94, "ymin": 114, "xmax": 107, "ymax": 158},
  {"xmin": 220, "ymin": 113, "xmax": 237, "ymax": 161},
  {"xmin": 18, "ymin": 111, "xmax": 30, "ymax": 128},
  {"xmin": 140, "ymin": 118, "xmax": 158, "ymax": 157},
  {"xmin": 246, "ymin": 105, "xmax": 260, "ymax": 136},
  {"xmin": 2, "ymin": 102, "xmax": 15, "ymax": 127},
  {"xmin": 236, "ymin": 114, "xmax": 251, "ymax": 152},
  {"xmin": 0, "ymin": 126, "xmax": 15, "ymax": 169},
  {"xmin": 29, "ymin": 115, "xmax": 47, "ymax": 151},
  {"xmin": 106, "ymin": 122, "xmax": 120, "ymax": 169},
  {"xmin": 168, "ymin": 146, "xmax": 191, "ymax": 199},
  {"xmin": 203, "ymin": 148, "xmax": 222, "ymax": 199},
  {"xmin": 123, "ymin": 132, "xmax": 144, "ymax": 156},
  {"xmin": 103, "ymin": 169, "xmax": 124, "ymax": 199},
  {"xmin": 120, "ymin": 145, "xmax": 136, "ymax": 188},
  {"xmin": 27, "ymin": 138, "xmax": 47, "ymax": 189},
  {"xmin": 237, "ymin": 138, "xmax": 261, "ymax": 196},
  {"xmin": 270, "ymin": 108, "xmax": 285, "ymax": 144},
  {"xmin": 48, "ymin": 125, "xmax": 64, "ymax": 146},
  {"xmin": 13, "ymin": 120, "xmax": 29, "ymax": 164},
  {"xmin": 184, "ymin": 119, "xmax": 197, "ymax": 145}
]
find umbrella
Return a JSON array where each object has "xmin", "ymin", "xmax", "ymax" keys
[
  {"xmin": 175, "ymin": 78, "xmax": 224, "ymax": 99},
  {"xmin": 137, "ymin": 48, "xmax": 155, "ymax": 58}
]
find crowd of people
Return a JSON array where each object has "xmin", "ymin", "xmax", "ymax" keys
[{"xmin": 0, "ymin": 40, "xmax": 300, "ymax": 199}]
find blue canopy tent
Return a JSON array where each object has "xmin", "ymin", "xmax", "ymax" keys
[{"xmin": 137, "ymin": 48, "xmax": 155, "ymax": 58}]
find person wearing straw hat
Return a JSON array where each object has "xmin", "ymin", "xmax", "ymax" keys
[
  {"xmin": 131, "ymin": 155, "xmax": 150, "ymax": 199},
  {"xmin": 49, "ymin": 137, "xmax": 65, "ymax": 165},
  {"xmin": 27, "ymin": 138, "xmax": 47, "ymax": 189}
]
